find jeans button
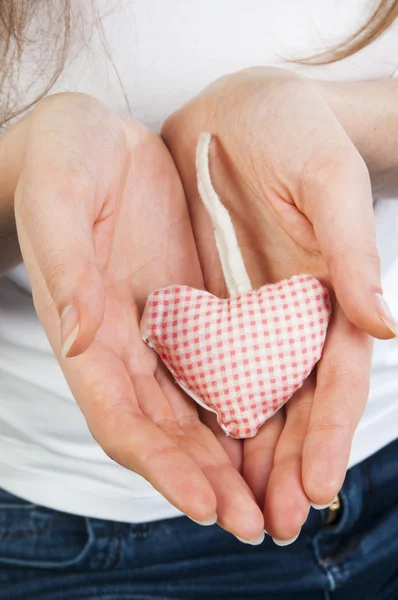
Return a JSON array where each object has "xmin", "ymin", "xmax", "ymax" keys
[{"xmin": 324, "ymin": 494, "xmax": 342, "ymax": 526}]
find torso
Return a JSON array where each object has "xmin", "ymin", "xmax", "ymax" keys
[{"xmin": 1, "ymin": 0, "xmax": 397, "ymax": 521}]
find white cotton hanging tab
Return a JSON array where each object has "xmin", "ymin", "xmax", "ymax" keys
[{"xmin": 196, "ymin": 132, "xmax": 253, "ymax": 297}]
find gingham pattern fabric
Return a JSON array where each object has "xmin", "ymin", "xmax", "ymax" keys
[{"xmin": 142, "ymin": 274, "xmax": 331, "ymax": 438}]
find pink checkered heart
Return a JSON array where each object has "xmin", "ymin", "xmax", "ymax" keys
[{"xmin": 141, "ymin": 274, "xmax": 331, "ymax": 438}]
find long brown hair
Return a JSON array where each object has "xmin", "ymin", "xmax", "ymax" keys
[
  {"xmin": 304, "ymin": 0, "xmax": 398, "ymax": 64},
  {"xmin": 0, "ymin": 0, "xmax": 397, "ymax": 128},
  {"xmin": 0, "ymin": 1, "xmax": 71, "ymax": 127}
]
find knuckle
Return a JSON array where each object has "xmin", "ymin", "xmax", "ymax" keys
[
  {"xmin": 89, "ymin": 398, "xmax": 137, "ymax": 464},
  {"xmin": 155, "ymin": 415, "xmax": 202, "ymax": 445},
  {"xmin": 309, "ymin": 419, "xmax": 353, "ymax": 440},
  {"xmin": 94, "ymin": 397, "xmax": 134, "ymax": 432},
  {"xmin": 154, "ymin": 418, "xmax": 182, "ymax": 439},
  {"xmin": 325, "ymin": 363, "xmax": 368, "ymax": 390},
  {"xmin": 139, "ymin": 445, "xmax": 182, "ymax": 470},
  {"xmin": 176, "ymin": 414, "xmax": 202, "ymax": 433},
  {"xmin": 290, "ymin": 395, "xmax": 313, "ymax": 413}
]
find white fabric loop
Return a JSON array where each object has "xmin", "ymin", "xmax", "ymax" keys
[{"xmin": 196, "ymin": 132, "xmax": 253, "ymax": 297}]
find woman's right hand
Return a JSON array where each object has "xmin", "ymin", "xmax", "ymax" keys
[
  {"xmin": 162, "ymin": 68, "xmax": 384, "ymax": 542},
  {"xmin": 0, "ymin": 93, "xmax": 265, "ymax": 541}
]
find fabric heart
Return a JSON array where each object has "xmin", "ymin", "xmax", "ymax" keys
[
  {"xmin": 141, "ymin": 274, "xmax": 330, "ymax": 438},
  {"xmin": 141, "ymin": 132, "xmax": 331, "ymax": 438}
]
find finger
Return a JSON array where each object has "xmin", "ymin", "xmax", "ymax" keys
[
  {"xmin": 15, "ymin": 174, "xmax": 104, "ymax": 359},
  {"xmin": 301, "ymin": 143, "xmax": 395, "ymax": 339},
  {"xmin": 138, "ymin": 369, "xmax": 265, "ymax": 542},
  {"xmin": 64, "ymin": 347, "xmax": 218, "ymax": 524},
  {"xmin": 263, "ymin": 379, "xmax": 314, "ymax": 544},
  {"xmin": 302, "ymin": 306, "xmax": 373, "ymax": 505},
  {"xmin": 197, "ymin": 408, "xmax": 243, "ymax": 471},
  {"xmin": 13, "ymin": 101, "xmax": 113, "ymax": 358},
  {"xmin": 243, "ymin": 409, "xmax": 285, "ymax": 507}
]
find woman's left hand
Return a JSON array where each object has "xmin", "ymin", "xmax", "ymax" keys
[
  {"xmin": 162, "ymin": 67, "xmax": 392, "ymax": 543},
  {"xmin": 3, "ymin": 93, "xmax": 265, "ymax": 542}
]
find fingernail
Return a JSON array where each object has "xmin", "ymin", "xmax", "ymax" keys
[
  {"xmin": 189, "ymin": 513, "xmax": 218, "ymax": 526},
  {"xmin": 375, "ymin": 293, "xmax": 398, "ymax": 337},
  {"xmin": 311, "ymin": 501, "xmax": 333, "ymax": 510},
  {"xmin": 272, "ymin": 530, "xmax": 300, "ymax": 547},
  {"xmin": 61, "ymin": 304, "xmax": 80, "ymax": 357},
  {"xmin": 235, "ymin": 531, "xmax": 265, "ymax": 546}
]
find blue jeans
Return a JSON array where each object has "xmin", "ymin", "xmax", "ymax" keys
[{"xmin": 0, "ymin": 439, "xmax": 397, "ymax": 600}]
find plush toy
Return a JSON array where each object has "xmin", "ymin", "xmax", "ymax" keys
[{"xmin": 141, "ymin": 133, "xmax": 331, "ymax": 438}]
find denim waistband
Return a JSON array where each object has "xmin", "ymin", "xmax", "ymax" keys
[{"xmin": 0, "ymin": 437, "xmax": 397, "ymax": 600}]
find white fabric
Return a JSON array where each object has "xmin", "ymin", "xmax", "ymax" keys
[
  {"xmin": 1, "ymin": 0, "xmax": 398, "ymax": 523},
  {"xmin": 196, "ymin": 132, "xmax": 252, "ymax": 296}
]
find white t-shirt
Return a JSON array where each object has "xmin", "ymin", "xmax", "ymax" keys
[{"xmin": 0, "ymin": 0, "xmax": 397, "ymax": 523}]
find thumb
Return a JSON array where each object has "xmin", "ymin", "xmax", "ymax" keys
[
  {"xmin": 304, "ymin": 151, "xmax": 396, "ymax": 340},
  {"xmin": 15, "ymin": 175, "xmax": 105, "ymax": 358}
]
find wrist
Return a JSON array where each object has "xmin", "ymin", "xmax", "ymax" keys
[{"xmin": 318, "ymin": 79, "xmax": 398, "ymax": 175}]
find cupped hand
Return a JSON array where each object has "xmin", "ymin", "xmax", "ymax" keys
[
  {"xmin": 3, "ymin": 92, "xmax": 265, "ymax": 541},
  {"xmin": 162, "ymin": 67, "xmax": 389, "ymax": 542}
]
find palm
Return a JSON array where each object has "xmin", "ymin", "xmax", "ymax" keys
[{"xmin": 15, "ymin": 97, "xmax": 264, "ymax": 539}]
